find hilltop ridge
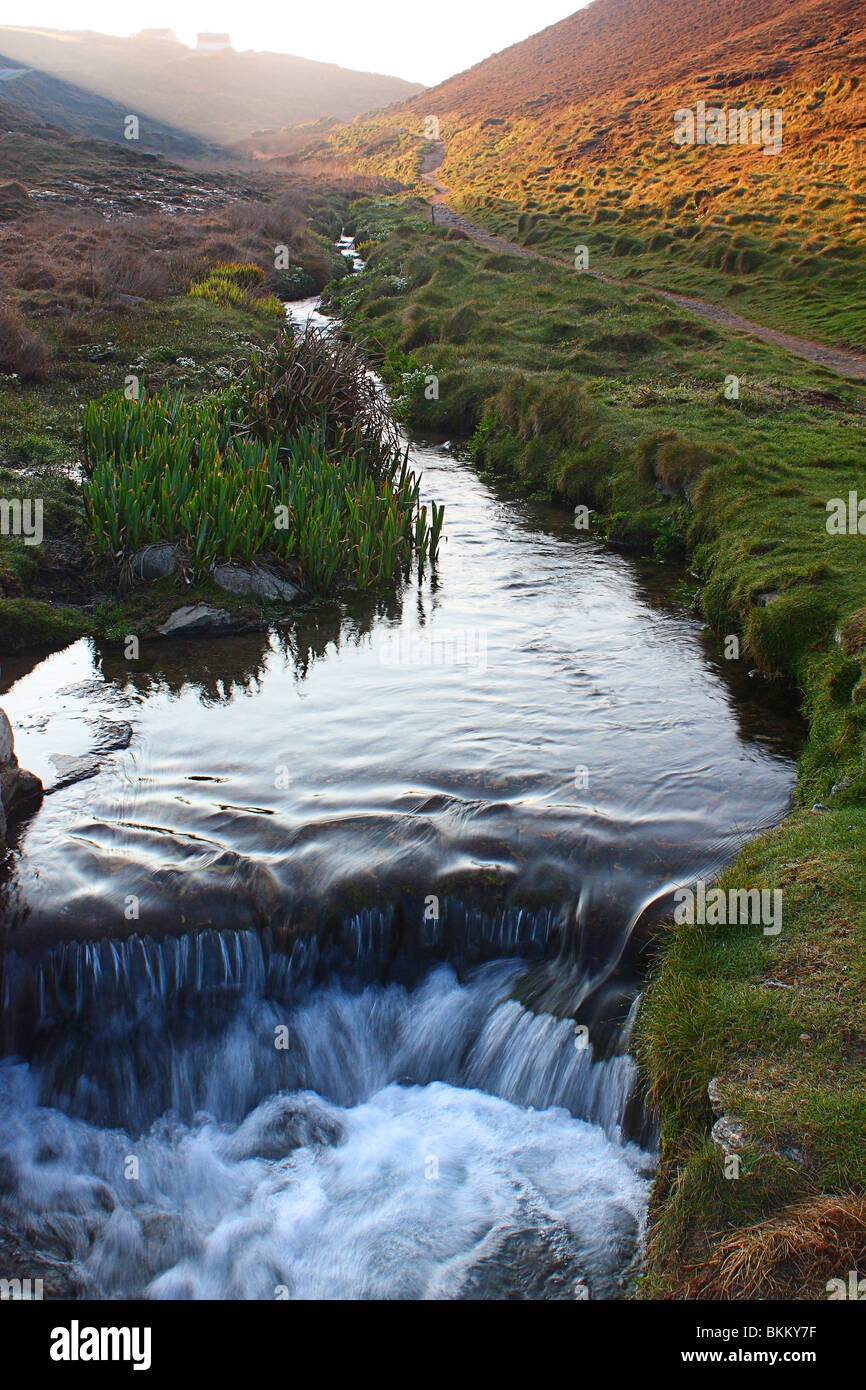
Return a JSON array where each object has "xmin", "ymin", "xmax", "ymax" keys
[{"xmin": 0, "ymin": 27, "xmax": 424, "ymax": 146}]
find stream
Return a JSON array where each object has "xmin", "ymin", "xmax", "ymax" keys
[{"xmin": 0, "ymin": 253, "xmax": 803, "ymax": 1300}]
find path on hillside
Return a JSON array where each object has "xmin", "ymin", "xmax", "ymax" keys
[{"xmin": 420, "ymin": 143, "xmax": 866, "ymax": 382}]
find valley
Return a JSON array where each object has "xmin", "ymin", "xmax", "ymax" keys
[{"xmin": 0, "ymin": 0, "xmax": 863, "ymax": 1314}]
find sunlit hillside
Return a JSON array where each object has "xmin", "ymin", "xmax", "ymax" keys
[{"xmin": 322, "ymin": 0, "xmax": 866, "ymax": 347}]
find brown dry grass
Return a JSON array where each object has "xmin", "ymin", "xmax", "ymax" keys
[
  {"xmin": 0, "ymin": 299, "xmax": 52, "ymax": 380},
  {"xmin": 681, "ymin": 1195, "xmax": 866, "ymax": 1299},
  {"xmin": 0, "ymin": 193, "xmax": 334, "ymax": 323}
]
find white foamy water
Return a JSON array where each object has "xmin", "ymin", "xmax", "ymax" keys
[{"xmin": 0, "ymin": 965, "xmax": 651, "ymax": 1300}]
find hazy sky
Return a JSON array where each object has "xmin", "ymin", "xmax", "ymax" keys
[{"xmin": 6, "ymin": 3, "xmax": 588, "ymax": 86}]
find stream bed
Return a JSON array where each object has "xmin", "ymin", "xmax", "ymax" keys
[{"xmin": 0, "ymin": 284, "xmax": 803, "ymax": 1300}]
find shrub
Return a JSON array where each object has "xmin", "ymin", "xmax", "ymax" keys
[
  {"xmin": 0, "ymin": 300, "xmax": 52, "ymax": 380},
  {"xmin": 93, "ymin": 249, "xmax": 171, "ymax": 301},
  {"xmin": 231, "ymin": 322, "xmax": 397, "ymax": 452},
  {"xmin": 269, "ymin": 266, "xmax": 318, "ymax": 300},
  {"xmin": 209, "ymin": 262, "xmax": 266, "ymax": 290}
]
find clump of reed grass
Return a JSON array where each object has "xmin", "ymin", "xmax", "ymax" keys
[
  {"xmin": 681, "ymin": 1194, "xmax": 866, "ymax": 1299},
  {"xmin": 81, "ymin": 324, "xmax": 444, "ymax": 593}
]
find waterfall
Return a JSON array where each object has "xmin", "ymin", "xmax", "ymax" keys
[{"xmin": 0, "ymin": 927, "xmax": 654, "ymax": 1300}]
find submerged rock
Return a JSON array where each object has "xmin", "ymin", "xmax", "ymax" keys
[
  {"xmin": 89, "ymin": 718, "xmax": 134, "ymax": 755},
  {"xmin": 0, "ymin": 707, "xmax": 43, "ymax": 844},
  {"xmin": 47, "ymin": 753, "xmax": 101, "ymax": 791},
  {"xmin": 447, "ymin": 1221, "xmax": 591, "ymax": 1301},
  {"xmin": 222, "ymin": 1095, "xmax": 344, "ymax": 1161}
]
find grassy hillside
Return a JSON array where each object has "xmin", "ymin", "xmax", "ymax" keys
[
  {"xmin": 325, "ymin": 193, "xmax": 866, "ymax": 1298},
  {"xmin": 322, "ymin": 0, "xmax": 866, "ymax": 349},
  {"xmin": 0, "ymin": 57, "xmax": 214, "ymax": 155},
  {"xmin": 0, "ymin": 27, "xmax": 423, "ymax": 146}
]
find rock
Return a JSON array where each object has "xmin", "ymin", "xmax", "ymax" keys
[
  {"xmin": 0, "ymin": 707, "xmax": 43, "ymax": 843},
  {"xmin": 811, "ymin": 802, "xmax": 831, "ymax": 813},
  {"xmin": 708, "ymin": 1082, "xmax": 748, "ymax": 1157},
  {"xmin": 212, "ymin": 563, "xmax": 300, "ymax": 603},
  {"xmin": 831, "ymin": 777, "xmax": 852, "ymax": 797},
  {"xmin": 762, "ymin": 979, "xmax": 793, "ymax": 990},
  {"xmin": 707, "ymin": 1076, "xmax": 726, "ymax": 1117},
  {"xmin": 224, "ymin": 1095, "xmax": 344, "ymax": 1162},
  {"xmin": 0, "ymin": 709, "xmax": 13, "ymax": 764},
  {"xmin": 0, "ymin": 179, "xmax": 31, "ymax": 219},
  {"xmin": 780, "ymin": 1144, "xmax": 804, "ymax": 1164},
  {"xmin": 89, "ymin": 718, "xmax": 133, "ymax": 754},
  {"xmin": 128, "ymin": 542, "xmax": 184, "ymax": 582},
  {"xmin": 157, "ymin": 604, "xmax": 235, "ymax": 637},
  {"xmin": 711, "ymin": 1115, "xmax": 747, "ymax": 1156},
  {"xmin": 47, "ymin": 753, "xmax": 101, "ymax": 790},
  {"xmin": 755, "ymin": 590, "xmax": 783, "ymax": 607}
]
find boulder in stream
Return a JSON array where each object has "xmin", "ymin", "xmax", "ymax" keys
[
  {"xmin": 156, "ymin": 604, "xmax": 237, "ymax": 638},
  {"xmin": 0, "ymin": 707, "xmax": 43, "ymax": 844}
]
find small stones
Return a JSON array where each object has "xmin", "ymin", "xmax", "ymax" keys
[{"xmin": 762, "ymin": 978, "xmax": 793, "ymax": 990}]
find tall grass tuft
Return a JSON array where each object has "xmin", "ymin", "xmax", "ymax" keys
[{"xmin": 189, "ymin": 263, "xmax": 283, "ymax": 321}]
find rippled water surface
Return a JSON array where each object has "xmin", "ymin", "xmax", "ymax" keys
[
  {"xmin": 2, "ymin": 441, "xmax": 799, "ymax": 946},
  {"xmin": 0, "ymin": 291, "xmax": 803, "ymax": 1299}
]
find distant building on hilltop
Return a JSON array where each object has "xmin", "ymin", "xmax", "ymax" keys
[
  {"xmin": 196, "ymin": 33, "xmax": 232, "ymax": 52},
  {"xmin": 136, "ymin": 29, "xmax": 179, "ymax": 43}
]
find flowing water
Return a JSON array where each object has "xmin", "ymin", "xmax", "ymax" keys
[{"xmin": 0, "ymin": 264, "xmax": 803, "ymax": 1300}]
